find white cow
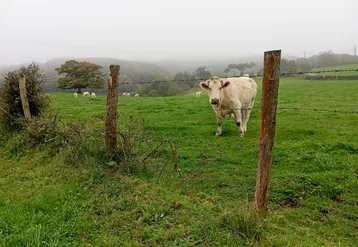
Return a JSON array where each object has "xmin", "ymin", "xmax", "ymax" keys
[
  {"xmin": 126, "ymin": 93, "xmax": 130, "ymax": 96},
  {"xmin": 91, "ymin": 92, "xmax": 96, "ymax": 98},
  {"xmin": 199, "ymin": 76, "xmax": 257, "ymax": 137},
  {"xmin": 73, "ymin": 92, "xmax": 78, "ymax": 97},
  {"xmin": 83, "ymin": 92, "xmax": 90, "ymax": 97},
  {"xmin": 122, "ymin": 93, "xmax": 127, "ymax": 96},
  {"xmin": 243, "ymin": 74, "xmax": 250, "ymax": 77},
  {"xmin": 134, "ymin": 94, "xmax": 139, "ymax": 97},
  {"xmin": 195, "ymin": 91, "xmax": 201, "ymax": 98}
]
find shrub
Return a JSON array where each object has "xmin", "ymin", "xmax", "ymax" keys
[{"xmin": 0, "ymin": 62, "xmax": 49, "ymax": 131}]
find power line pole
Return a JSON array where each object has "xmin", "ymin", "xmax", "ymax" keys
[{"xmin": 354, "ymin": 45, "xmax": 357, "ymax": 56}]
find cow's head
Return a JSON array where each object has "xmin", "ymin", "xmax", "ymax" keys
[{"xmin": 199, "ymin": 77, "xmax": 230, "ymax": 105}]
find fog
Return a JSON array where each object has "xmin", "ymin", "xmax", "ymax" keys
[{"xmin": 1, "ymin": 0, "xmax": 357, "ymax": 66}]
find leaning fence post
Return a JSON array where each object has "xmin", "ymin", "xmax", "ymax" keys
[
  {"xmin": 254, "ymin": 50, "xmax": 281, "ymax": 217},
  {"xmin": 105, "ymin": 65, "xmax": 120, "ymax": 153},
  {"xmin": 19, "ymin": 73, "xmax": 31, "ymax": 121}
]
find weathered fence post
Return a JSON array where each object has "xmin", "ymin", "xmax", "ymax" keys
[
  {"xmin": 105, "ymin": 65, "xmax": 120, "ymax": 153},
  {"xmin": 19, "ymin": 73, "xmax": 31, "ymax": 121},
  {"xmin": 255, "ymin": 50, "xmax": 281, "ymax": 217}
]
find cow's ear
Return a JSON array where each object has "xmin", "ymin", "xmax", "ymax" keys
[
  {"xmin": 199, "ymin": 81, "xmax": 209, "ymax": 90},
  {"xmin": 222, "ymin": 81, "xmax": 230, "ymax": 88}
]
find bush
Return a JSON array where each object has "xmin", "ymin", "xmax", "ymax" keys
[
  {"xmin": 3, "ymin": 112, "xmax": 180, "ymax": 177},
  {"xmin": 0, "ymin": 62, "xmax": 49, "ymax": 131},
  {"xmin": 4, "ymin": 114, "xmax": 89, "ymax": 157}
]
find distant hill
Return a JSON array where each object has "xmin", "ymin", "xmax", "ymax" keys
[
  {"xmin": 154, "ymin": 54, "xmax": 299, "ymax": 76},
  {"xmin": 155, "ymin": 56, "xmax": 265, "ymax": 76},
  {"xmin": 0, "ymin": 57, "xmax": 171, "ymax": 92}
]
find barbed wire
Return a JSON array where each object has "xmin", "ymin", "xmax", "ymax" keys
[
  {"xmin": 118, "ymin": 104, "xmax": 254, "ymax": 111},
  {"xmin": 277, "ymin": 107, "xmax": 358, "ymax": 114},
  {"xmin": 116, "ymin": 104, "xmax": 358, "ymax": 114},
  {"xmin": 89, "ymin": 125, "xmax": 357, "ymax": 167},
  {"xmin": 280, "ymin": 68, "xmax": 358, "ymax": 76},
  {"xmin": 90, "ymin": 126, "xmax": 258, "ymax": 150},
  {"xmin": 118, "ymin": 68, "xmax": 358, "ymax": 85}
]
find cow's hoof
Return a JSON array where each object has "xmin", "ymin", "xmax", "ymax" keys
[
  {"xmin": 215, "ymin": 132, "xmax": 222, "ymax": 136},
  {"xmin": 239, "ymin": 132, "xmax": 245, "ymax": 137}
]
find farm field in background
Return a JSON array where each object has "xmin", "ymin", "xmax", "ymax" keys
[
  {"xmin": 1, "ymin": 78, "xmax": 358, "ymax": 246},
  {"xmin": 311, "ymin": 63, "xmax": 358, "ymax": 75}
]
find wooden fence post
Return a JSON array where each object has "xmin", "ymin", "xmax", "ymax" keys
[
  {"xmin": 19, "ymin": 74, "xmax": 31, "ymax": 121},
  {"xmin": 254, "ymin": 50, "xmax": 281, "ymax": 217},
  {"xmin": 105, "ymin": 65, "xmax": 120, "ymax": 153}
]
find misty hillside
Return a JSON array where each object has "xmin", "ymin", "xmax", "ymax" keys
[
  {"xmin": 155, "ymin": 53, "xmax": 300, "ymax": 75},
  {"xmin": 156, "ymin": 57, "xmax": 265, "ymax": 75},
  {"xmin": 0, "ymin": 57, "xmax": 171, "ymax": 91}
]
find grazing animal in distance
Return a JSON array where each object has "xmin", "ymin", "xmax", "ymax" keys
[
  {"xmin": 199, "ymin": 76, "xmax": 257, "ymax": 137},
  {"xmin": 91, "ymin": 92, "xmax": 96, "ymax": 98},
  {"xmin": 134, "ymin": 94, "xmax": 139, "ymax": 97},
  {"xmin": 83, "ymin": 92, "xmax": 90, "ymax": 97},
  {"xmin": 73, "ymin": 92, "xmax": 78, "ymax": 97},
  {"xmin": 195, "ymin": 91, "xmax": 201, "ymax": 98}
]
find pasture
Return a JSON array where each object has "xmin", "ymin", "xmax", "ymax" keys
[
  {"xmin": 1, "ymin": 78, "xmax": 358, "ymax": 246},
  {"xmin": 311, "ymin": 63, "xmax": 358, "ymax": 75}
]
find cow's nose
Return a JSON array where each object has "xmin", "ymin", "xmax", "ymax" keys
[{"xmin": 211, "ymin": 98, "xmax": 219, "ymax": 105}]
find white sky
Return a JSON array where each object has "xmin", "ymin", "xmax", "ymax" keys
[{"xmin": 0, "ymin": 0, "xmax": 357, "ymax": 65}]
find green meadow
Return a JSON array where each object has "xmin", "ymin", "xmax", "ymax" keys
[{"xmin": 1, "ymin": 78, "xmax": 357, "ymax": 246}]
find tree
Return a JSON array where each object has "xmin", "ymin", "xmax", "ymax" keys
[
  {"xmin": 224, "ymin": 64, "xmax": 239, "ymax": 76},
  {"xmin": 0, "ymin": 62, "xmax": 49, "ymax": 130},
  {"xmin": 193, "ymin": 66, "xmax": 212, "ymax": 80},
  {"xmin": 296, "ymin": 58, "xmax": 311, "ymax": 72},
  {"xmin": 224, "ymin": 62, "xmax": 256, "ymax": 76},
  {"xmin": 174, "ymin": 71, "xmax": 195, "ymax": 90},
  {"xmin": 55, "ymin": 60, "xmax": 105, "ymax": 93},
  {"xmin": 280, "ymin": 59, "xmax": 298, "ymax": 73},
  {"xmin": 237, "ymin": 62, "xmax": 255, "ymax": 76},
  {"xmin": 317, "ymin": 51, "xmax": 337, "ymax": 67}
]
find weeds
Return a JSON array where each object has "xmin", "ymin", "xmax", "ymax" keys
[{"xmin": 220, "ymin": 204, "xmax": 266, "ymax": 243}]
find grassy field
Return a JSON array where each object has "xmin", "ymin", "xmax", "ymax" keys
[
  {"xmin": 312, "ymin": 63, "xmax": 358, "ymax": 75},
  {"xmin": 1, "ymin": 78, "xmax": 358, "ymax": 246}
]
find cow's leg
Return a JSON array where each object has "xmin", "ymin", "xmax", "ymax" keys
[
  {"xmin": 241, "ymin": 109, "xmax": 250, "ymax": 134},
  {"xmin": 244, "ymin": 107, "xmax": 253, "ymax": 133},
  {"xmin": 243, "ymin": 99, "xmax": 255, "ymax": 134},
  {"xmin": 215, "ymin": 115, "xmax": 223, "ymax": 136},
  {"xmin": 234, "ymin": 108, "xmax": 245, "ymax": 136},
  {"xmin": 240, "ymin": 109, "xmax": 247, "ymax": 136}
]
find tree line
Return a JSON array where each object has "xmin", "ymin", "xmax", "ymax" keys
[{"xmin": 26, "ymin": 50, "xmax": 357, "ymax": 96}]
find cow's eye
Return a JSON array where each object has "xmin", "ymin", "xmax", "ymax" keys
[{"xmin": 208, "ymin": 88, "xmax": 211, "ymax": 91}]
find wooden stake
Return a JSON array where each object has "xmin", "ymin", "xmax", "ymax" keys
[
  {"xmin": 105, "ymin": 65, "xmax": 120, "ymax": 153},
  {"xmin": 19, "ymin": 74, "xmax": 31, "ymax": 121},
  {"xmin": 255, "ymin": 50, "xmax": 281, "ymax": 216}
]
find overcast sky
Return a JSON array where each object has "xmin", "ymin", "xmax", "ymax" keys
[{"xmin": 0, "ymin": 0, "xmax": 357, "ymax": 65}]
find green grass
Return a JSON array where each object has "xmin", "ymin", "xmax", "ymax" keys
[
  {"xmin": 312, "ymin": 63, "xmax": 358, "ymax": 75},
  {"xmin": 1, "ymin": 78, "xmax": 358, "ymax": 246}
]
